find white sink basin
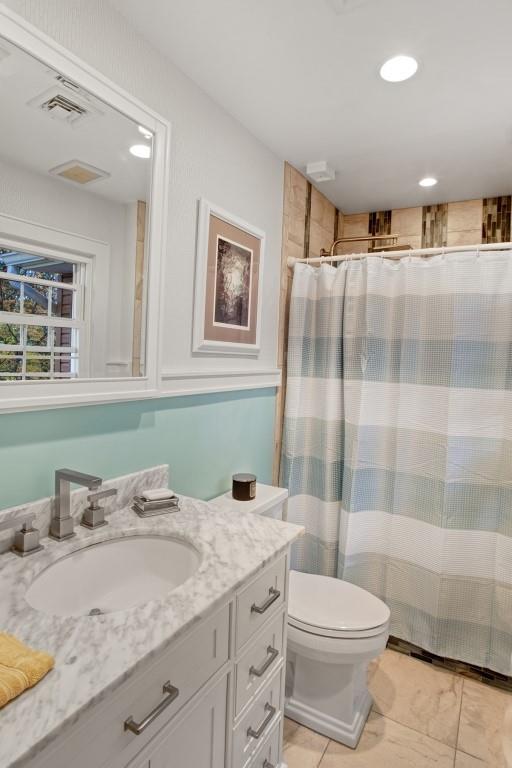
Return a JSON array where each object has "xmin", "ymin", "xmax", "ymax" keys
[{"xmin": 25, "ymin": 535, "xmax": 201, "ymax": 617}]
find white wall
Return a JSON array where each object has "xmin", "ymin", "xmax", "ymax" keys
[
  {"xmin": 2, "ymin": 0, "xmax": 284, "ymax": 386},
  {"xmin": 0, "ymin": 155, "xmax": 134, "ymax": 375}
]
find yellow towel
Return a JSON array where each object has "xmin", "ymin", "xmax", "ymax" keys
[{"xmin": 0, "ymin": 632, "xmax": 54, "ymax": 708}]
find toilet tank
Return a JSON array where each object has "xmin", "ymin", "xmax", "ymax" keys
[{"xmin": 210, "ymin": 483, "xmax": 288, "ymax": 520}]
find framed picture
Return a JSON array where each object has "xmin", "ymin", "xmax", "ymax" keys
[{"xmin": 193, "ymin": 198, "xmax": 265, "ymax": 355}]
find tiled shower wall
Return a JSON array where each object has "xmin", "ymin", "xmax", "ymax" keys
[{"xmin": 342, "ymin": 195, "xmax": 512, "ymax": 252}]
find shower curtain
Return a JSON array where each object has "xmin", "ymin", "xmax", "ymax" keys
[{"xmin": 281, "ymin": 252, "xmax": 512, "ymax": 674}]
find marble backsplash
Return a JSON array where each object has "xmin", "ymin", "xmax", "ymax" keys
[{"xmin": 0, "ymin": 464, "xmax": 168, "ymax": 554}]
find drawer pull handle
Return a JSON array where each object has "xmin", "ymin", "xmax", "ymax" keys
[
  {"xmin": 247, "ymin": 702, "xmax": 276, "ymax": 739},
  {"xmin": 250, "ymin": 646, "xmax": 279, "ymax": 677},
  {"xmin": 251, "ymin": 587, "xmax": 280, "ymax": 615},
  {"xmin": 124, "ymin": 681, "xmax": 179, "ymax": 735},
  {"xmin": 263, "ymin": 762, "xmax": 275, "ymax": 768}
]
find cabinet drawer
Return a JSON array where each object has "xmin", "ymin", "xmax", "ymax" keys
[
  {"xmin": 235, "ymin": 611, "xmax": 285, "ymax": 716},
  {"xmin": 248, "ymin": 719, "xmax": 281, "ymax": 768},
  {"xmin": 125, "ymin": 674, "xmax": 228, "ymax": 768},
  {"xmin": 37, "ymin": 604, "xmax": 230, "ymax": 768},
  {"xmin": 236, "ymin": 557, "xmax": 286, "ymax": 651},
  {"xmin": 104, "ymin": 605, "xmax": 229, "ymax": 766},
  {"xmin": 233, "ymin": 667, "xmax": 283, "ymax": 768}
]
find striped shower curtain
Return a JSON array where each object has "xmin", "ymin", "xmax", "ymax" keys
[{"xmin": 281, "ymin": 252, "xmax": 512, "ymax": 674}]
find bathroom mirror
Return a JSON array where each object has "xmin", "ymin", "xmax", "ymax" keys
[
  {"xmin": 0, "ymin": 9, "xmax": 170, "ymax": 411},
  {"xmin": 0, "ymin": 37, "xmax": 153, "ymax": 380}
]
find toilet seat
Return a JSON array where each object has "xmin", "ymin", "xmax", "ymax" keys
[
  {"xmin": 288, "ymin": 615, "xmax": 389, "ymax": 639},
  {"xmin": 288, "ymin": 570, "xmax": 390, "ymax": 640}
]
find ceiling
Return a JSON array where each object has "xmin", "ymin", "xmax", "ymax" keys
[
  {"xmin": 111, "ymin": 0, "xmax": 512, "ymax": 213},
  {"xmin": 0, "ymin": 37, "xmax": 151, "ymax": 205}
]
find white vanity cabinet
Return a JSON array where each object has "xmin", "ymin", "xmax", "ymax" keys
[{"xmin": 28, "ymin": 551, "xmax": 289, "ymax": 768}]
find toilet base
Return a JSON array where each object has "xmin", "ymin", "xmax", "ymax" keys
[
  {"xmin": 285, "ymin": 622, "xmax": 389, "ymax": 749},
  {"xmin": 285, "ymin": 687, "xmax": 372, "ymax": 749}
]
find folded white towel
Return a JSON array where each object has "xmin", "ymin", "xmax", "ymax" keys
[{"xmin": 141, "ymin": 488, "xmax": 177, "ymax": 502}]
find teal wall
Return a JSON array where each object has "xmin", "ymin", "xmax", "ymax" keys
[{"xmin": 0, "ymin": 388, "xmax": 276, "ymax": 509}]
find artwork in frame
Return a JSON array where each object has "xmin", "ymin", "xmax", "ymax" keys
[{"xmin": 193, "ymin": 199, "xmax": 265, "ymax": 355}]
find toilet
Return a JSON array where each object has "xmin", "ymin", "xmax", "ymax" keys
[
  {"xmin": 286, "ymin": 570, "xmax": 390, "ymax": 747},
  {"xmin": 211, "ymin": 484, "xmax": 391, "ymax": 748}
]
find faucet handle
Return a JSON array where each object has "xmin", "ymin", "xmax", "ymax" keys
[
  {"xmin": 87, "ymin": 488, "xmax": 118, "ymax": 507},
  {"xmin": 2, "ymin": 515, "xmax": 44, "ymax": 558},
  {"xmin": 81, "ymin": 487, "xmax": 117, "ymax": 530}
]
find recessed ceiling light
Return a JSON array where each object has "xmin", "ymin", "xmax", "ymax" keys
[
  {"xmin": 138, "ymin": 125, "xmax": 153, "ymax": 140},
  {"xmin": 380, "ymin": 55, "xmax": 418, "ymax": 82},
  {"xmin": 419, "ymin": 177, "xmax": 438, "ymax": 187},
  {"xmin": 129, "ymin": 143, "xmax": 151, "ymax": 159}
]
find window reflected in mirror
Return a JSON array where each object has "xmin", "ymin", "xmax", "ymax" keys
[{"xmin": 0, "ymin": 251, "xmax": 80, "ymax": 379}]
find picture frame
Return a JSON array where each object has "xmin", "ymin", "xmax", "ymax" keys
[{"xmin": 193, "ymin": 198, "xmax": 265, "ymax": 355}]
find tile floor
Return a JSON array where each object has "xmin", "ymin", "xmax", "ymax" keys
[{"xmin": 283, "ymin": 649, "xmax": 512, "ymax": 767}]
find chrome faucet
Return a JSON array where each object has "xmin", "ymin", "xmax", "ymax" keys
[{"xmin": 51, "ymin": 468, "xmax": 102, "ymax": 541}]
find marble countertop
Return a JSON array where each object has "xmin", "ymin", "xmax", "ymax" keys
[{"xmin": 0, "ymin": 496, "xmax": 303, "ymax": 768}]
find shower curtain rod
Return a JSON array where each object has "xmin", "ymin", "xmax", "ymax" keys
[{"xmin": 286, "ymin": 241, "xmax": 512, "ymax": 268}]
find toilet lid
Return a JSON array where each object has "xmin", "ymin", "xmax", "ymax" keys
[{"xmin": 288, "ymin": 570, "xmax": 390, "ymax": 636}]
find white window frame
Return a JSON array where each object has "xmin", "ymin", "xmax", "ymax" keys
[{"xmin": 0, "ymin": 5, "xmax": 170, "ymax": 413}]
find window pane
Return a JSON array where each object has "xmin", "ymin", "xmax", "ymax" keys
[
  {"xmin": 52, "ymin": 327, "xmax": 76, "ymax": 350},
  {"xmin": 54, "ymin": 352, "xmax": 78, "ymax": 375},
  {"xmin": 26, "ymin": 352, "xmax": 51, "ymax": 373},
  {"xmin": 26, "ymin": 325, "xmax": 48, "ymax": 347},
  {"xmin": 23, "ymin": 284, "xmax": 48, "ymax": 316},
  {"xmin": 51, "ymin": 287, "xmax": 74, "ymax": 319},
  {"xmin": 0, "ymin": 323, "xmax": 20, "ymax": 345},
  {"xmin": 0, "ymin": 251, "xmax": 75, "ymax": 282},
  {"xmin": 0, "ymin": 353, "xmax": 22, "ymax": 374},
  {"xmin": 0, "ymin": 279, "xmax": 21, "ymax": 313}
]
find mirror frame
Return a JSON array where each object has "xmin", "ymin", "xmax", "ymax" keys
[{"xmin": 0, "ymin": 4, "xmax": 171, "ymax": 413}]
